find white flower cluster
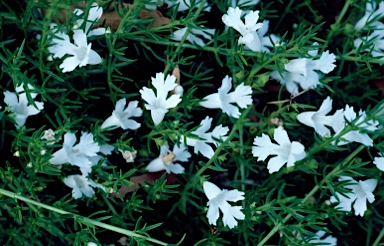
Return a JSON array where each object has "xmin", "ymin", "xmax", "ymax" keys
[
  {"xmin": 222, "ymin": 7, "xmax": 280, "ymax": 52},
  {"xmin": 49, "ymin": 132, "xmax": 112, "ymax": 199},
  {"xmin": 296, "ymin": 96, "xmax": 381, "ymax": 217},
  {"xmin": 221, "ymin": 7, "xmax": 336, "ymax": 95},
  {"xmin": 47, "ymin": 3, "xmax": 104, "ymax": 73},
  {"xmin": 12, "ymin": 0, "xmax": 381, "ymax": 232},
  {"xmin": 297, "ymin": 96, "xmax": 379, "ymax": 146}
]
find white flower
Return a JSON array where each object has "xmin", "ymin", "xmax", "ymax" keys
[
  {"xmin": 119, "ymin": 149, "xmax": 137, "ymax": 163},
  {"xmin": 47, "ymin": 24, "xmax": 72, "ymax": 59},
  {"xmin": 252, "ymin": 126, "xmax": 306, "ymax": 173},
  {"xmin": 171, "ymin": 26, "xmax": 215, "ymax": 47},
  {"xmin": 305, "ymin": 230, "xmax": 337, "ymax": 246},
  {"xmin": 331, "ymin": 105, "xmax": 378, "ymax": 146},
  {"xmin": 203, "ymin": 181, "xmax": 245, "ymax": 229},
  {"xmin": 164, "ymin": 0, "xmax": 211, "ymax": 12},
  {"xmin": 222, "ymin": 7, "xmax": 264, "ymax": 51},
  {"xmin": 74, "ymin": 2, "xmax": 106, "ymax": 36},
  {"xmin": 101, "ymin": 99, "xmax": 142, "ymax": 130},
  {"xmin": 229, "ymin": 0, "xmax": 259, "ymax": 8},
  {"xmin": 270, "ymin": 50, "xmax": 336, "ymax": 95},
  {"xmin": 140, "ymin": 72, "xmax": 182, "ymax": 125},
  {"xmin": 174, "ymin": 85, "xmax": 184, "ymax": 96},
  {"xmin": 355, "ymin": 1, "xmax": 384, "ymax": 31},
  {"xmin": 330, "ymin": 176, "xmax": 377, "ymax": 216},
  {"xmin": 14, "ymin": 151, "xmax": 20, "ymax": 157},
  {"xmin": 146, "ymin": 144, "xmax": 191, "ymax": 174},
  {"xmin": 41, "ymin": 128, "xmax": 59, "ymax": 145},
  {"xmin": 63, "ymin": 174, "xmax": 105, "ymax": 199},
  {"xmin": 56, "ymin": 29, "xmax": 102, "ymax": 73},
  {"xmin": 354, "ymin": 23, "xmax": 384, "ymax": 59},
  {"xmin": 185, "ymin": 116, "xmax": 229, "ymax": 158},
  {"xmin": 42, "ymin": 128, "xmax": 55, "ymax": 141},
  {"xmin": 4, "ymin": 84, "xmax": 44, "ymax": 129},
  {"xmin": 49, "ymin": 132, "xmax": 100, "ymax": 168},
  {"xmin": 374, "ymin": 153, "xmax": 384, "ymax": 171},
  {"xmin": 297, "ymin": 97, "xmax": 341, "ymax": 137},
  {"xmin": 200, "ymin": 75, "xmax": 252, "ymax": 118}
]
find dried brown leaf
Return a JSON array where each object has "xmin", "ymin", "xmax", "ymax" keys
[{"xmin": 110, "ymin": 171, "xmax": 177, "ymax": 198}]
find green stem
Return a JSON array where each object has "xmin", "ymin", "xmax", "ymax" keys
[
  {"xmin": 274, "ymin": 0, "xmax": 295, "ymax": 32},
  {"xmin": 337, "ymin": 54, "xmax": 384, "ymax": 64},
  {"xmin": 323, "ymin": 0, "xmax": 353, "ymax": 50},
  {"xmin": 245, "ymin": 56, "xmax": 277, "ymax": 84},
  {"xmin": 0, "ymin": 188, "xmax": 170, "ymax": 246},
  {"xmin": 102, "ymin": 195, "xmax": 118, "ymax": 216},
  {"xmin": 239, "ymin": 123, "xmax": 245, "ymax": 192},
  {"xmin": 163, "ymin": 0, "xmax": 207, "ymax": 75},
  {"xmin": 333, "ymin": 0, "xmax": 353, "ymax": 30},
  {"xmin": 372, "ymin": 226, "xmax": 384, "ymax": 246},
  {"xmin": 257, "ymin": 144, "xmax": 366, "ymax": 246}
]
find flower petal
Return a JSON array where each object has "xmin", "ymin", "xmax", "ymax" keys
[
  {"xmin": 203, "ymin": 181, "xmax": 222, "ymax": 200},
  {"xmin": 151, "ymin": 108, "xmax": 168, "ymax": 125},
  {"xmin": 50, "ymin": 148, "xmax": 68, "ymax": 165},
  {"xmin": 206, "ymin": 203, "xmax": 220, "ymax": 225},
  {"xmin": 101, "ymin": 115, "xmax": 120, "ymax": 130},
  {"xmin": 3, "ymin": 91, "xmax": 18, "ymax": 107},
  {"xmin": 200, "ymin": 93, "xmax": 221, "ymax": 109},
  {"xmin": 86, "ymin": 49, "xmax": 102, "ymax": 65},
  {"xmin": 221, "ymin": 189, "xmax": 245, "ymax": 202},
  {"xmin": 121, "ymin": 119, "xmax": 141, "ymax": 130},
  {"xmin": 146, "ymin": 157, "xmax": 165, "ymax": 172},
  {"xmin": 167, "ymin": 163, "xmax": 185, "ymax": 174},
  {"xmin": 60, "ymin": 56, "xmax": 80, "ymax": 73}
]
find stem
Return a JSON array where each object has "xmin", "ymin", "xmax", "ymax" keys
[
  {"xmin": 333, "ymin": 0, "xmax": 353, "ymax": 30},
  {"xmin": 257, "ymin": 144, "xmax": 366, "ymax": 246},
  {"xmin": 274, "ymin": 0, "xmax": 295, "ymax": 32},
  {"xmin": 238, "ymin": 120, "xmax": 248, "ymax": 243},
  {"xmin": 323, "ymin": 0, "xmax": 353, "ymax": 50},
  {"xmin": 163, "ymin": 0, "xmax": 207, "ymax": 75},
  {"xmin": 337, "ymin": 54, "xmax": 384, "ymax": 65},
  {"xmin": 239, "ymin": 123, "xmax": 245, "ymax": 192},
  {"xmin": 372, "ymin": 226, "xmax": 384, "ymax": 246},
  {"xmin": 0, "ymin": 188, "xmax": 170, "ymax": 246}
]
